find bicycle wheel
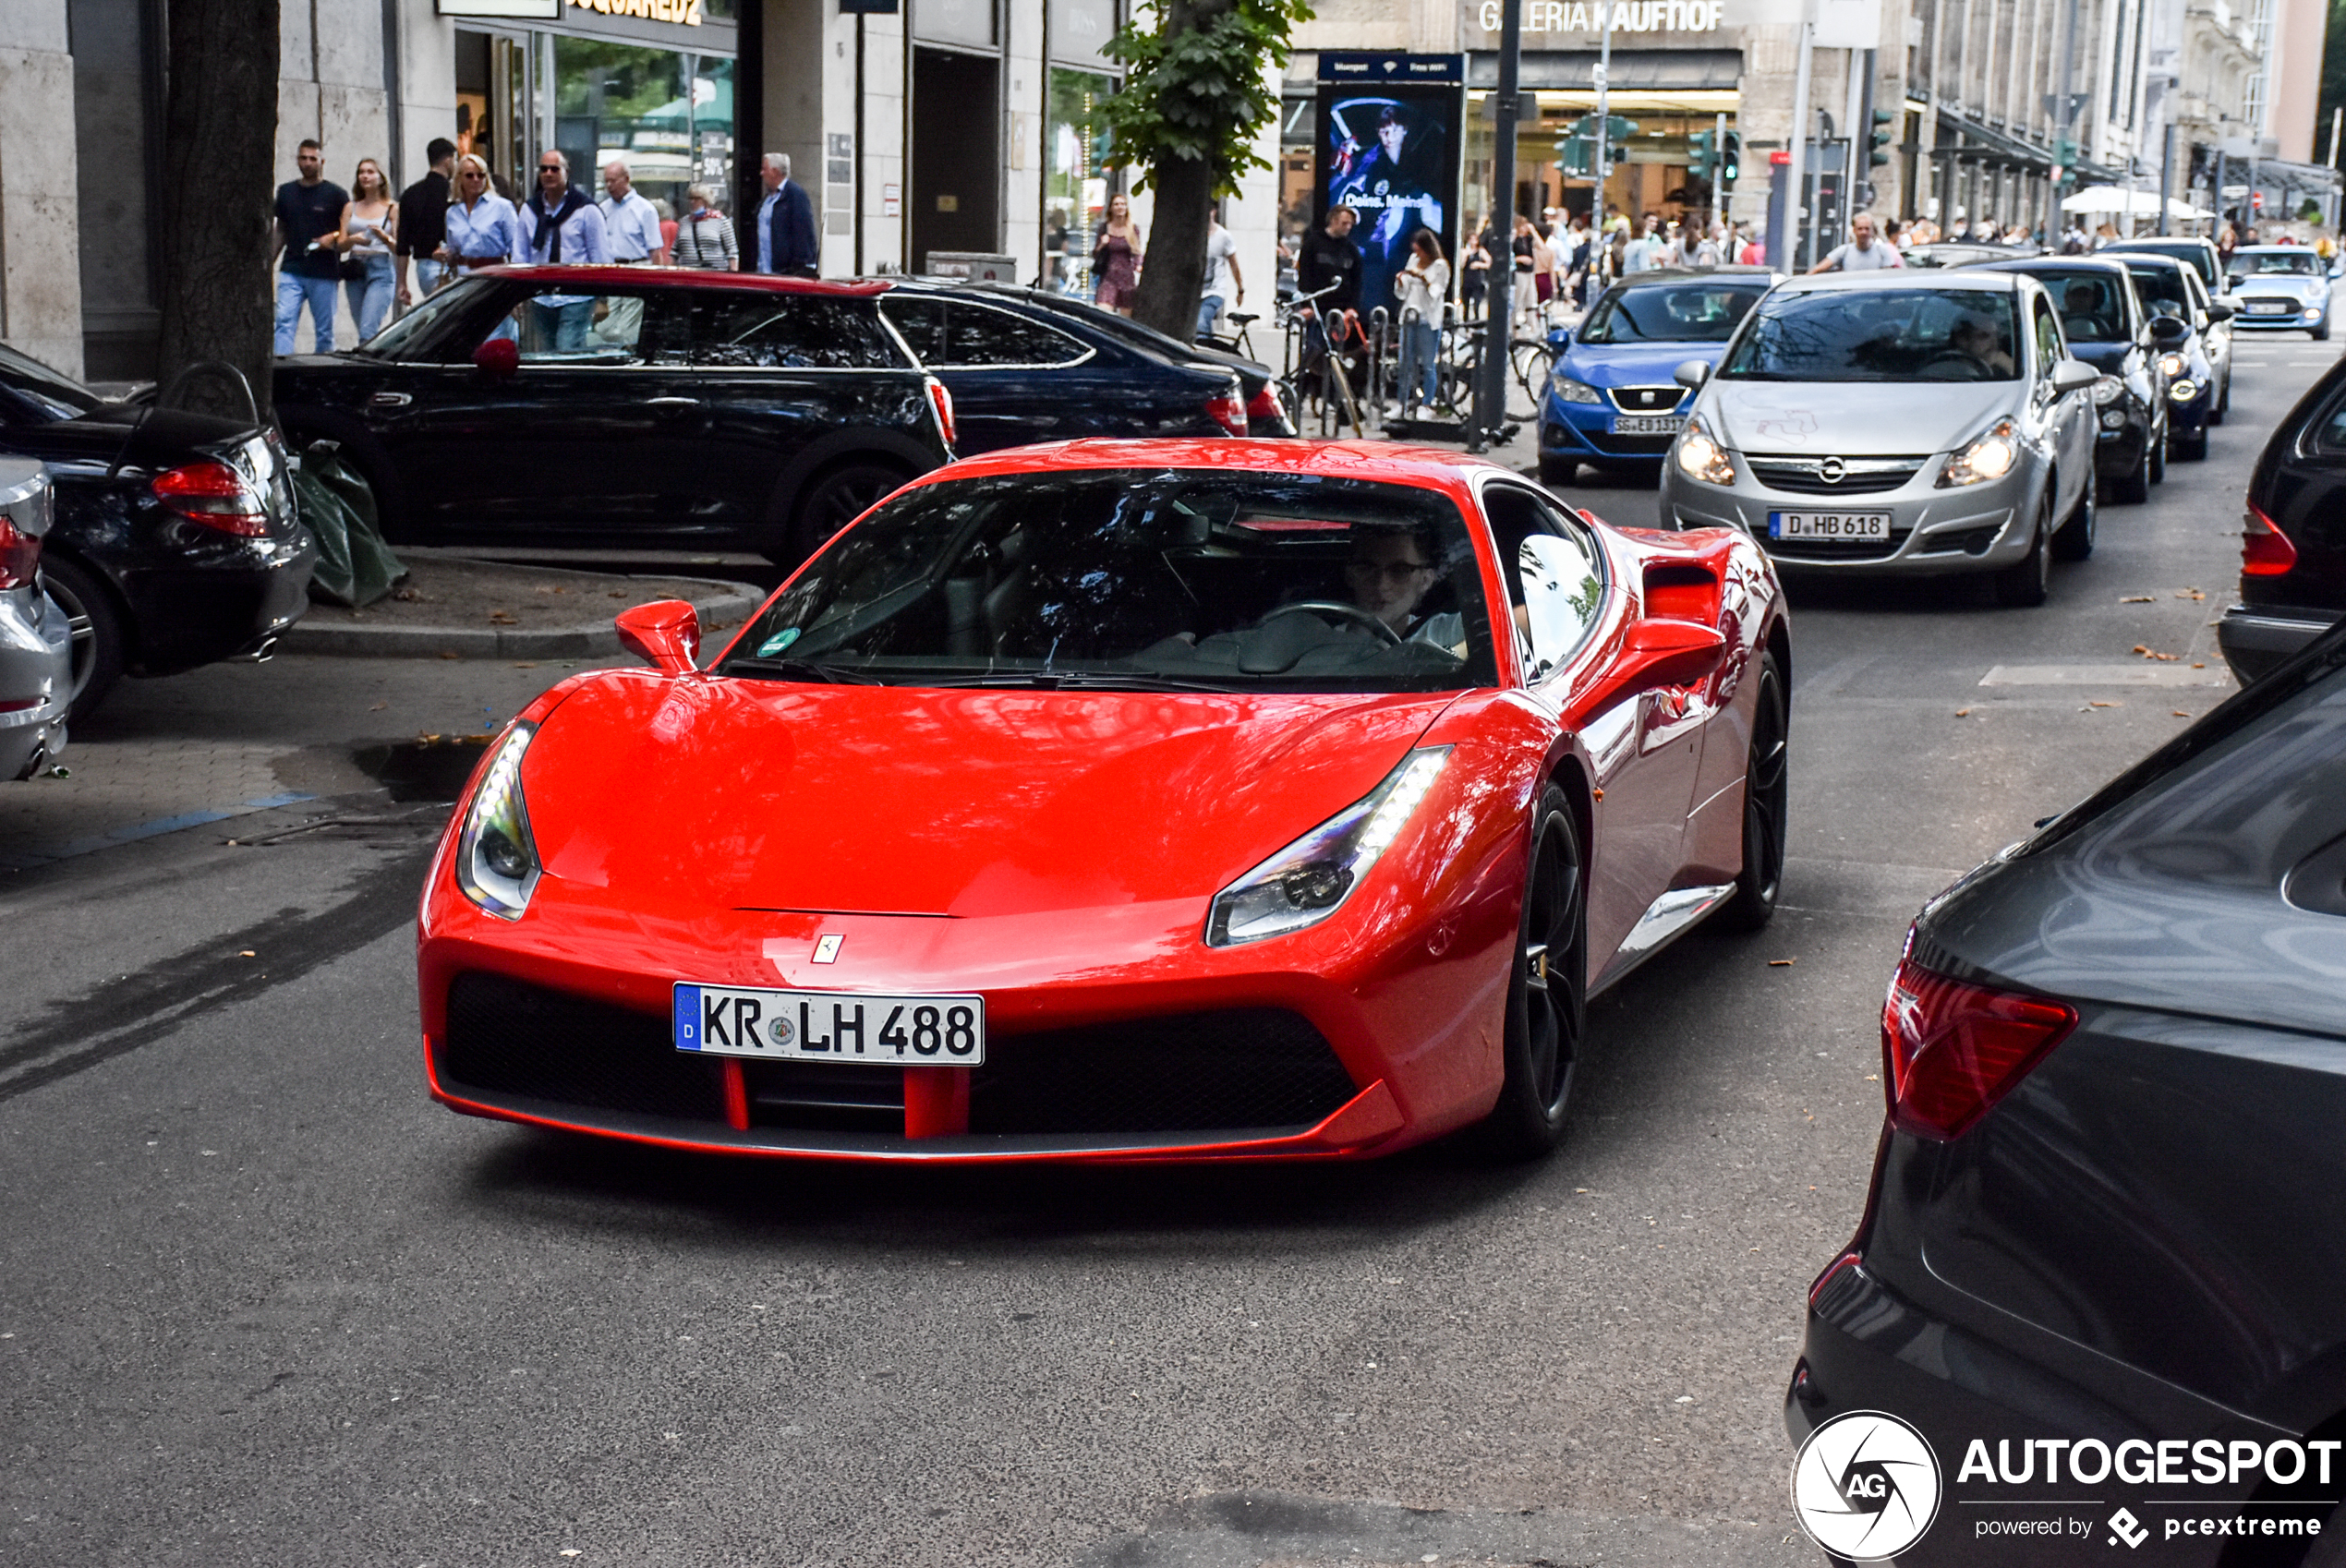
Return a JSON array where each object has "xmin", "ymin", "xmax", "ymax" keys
[{"xmin": 1507, "ymin": 338, "xmax": 1552, "ymax": 423}]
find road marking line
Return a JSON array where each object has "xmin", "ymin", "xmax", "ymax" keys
[{"xmin": 1980, "ymin": 664, "xmax": 2232, "ymax": 687}]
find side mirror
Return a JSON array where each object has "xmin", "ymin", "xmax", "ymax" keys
[
  {"xmin": 1576, "ymin": 615, "xmax": 1728, "ymax": 711},
  {"xmin": 1673, "ymin": 358, "xmax": 1711, "ymax": 391},
  {"xmin": 1548, "ymin": 326, "xmax": 1573, "ymax": 348},
  {"xmin": 2050, "ymin": 358, "xmax": 2099, "ymax": 394},
  {"xmin": 2146, "ymin": 315, "xmax": 2191, "ymax": 348},
  {"xmin": 2204, "ymin": 300, "xmax": 2236, "ymax": 321},
  {"xmin": 614, "ymin": 598, "xmax": 701, "ymax": 674},
  {"xmin": 473, "ymin": 338, "xmax": 520, "ymax": 379}
]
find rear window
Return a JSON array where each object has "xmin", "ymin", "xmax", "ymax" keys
[
  {"xmin": 883, "ymin": 298, "xmax": 1089, "ymax": 368},
  {"xmin": 2122, "ymin": 262, "xmax": 2193, "ymax": 316},
  {"xmin": 688, "ymin": 292, "xmax": 901, "ymax": 368}
]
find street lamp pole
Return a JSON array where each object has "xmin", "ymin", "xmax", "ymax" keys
[{"xmin": 1471, "ymin": 0, "xmax": 1524, "ymax": 452}]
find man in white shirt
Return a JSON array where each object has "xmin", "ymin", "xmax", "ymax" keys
[
  {"xmin": 1196, "ymin": 205, "xmax": 1244, "ymax": 342},
  {"xmin": 1622, "ymin": 214, "xmax": 1665, "ymax": 273},
  {"xmin": 1808, "ymin": 211, "xmax": 1903, "ymax": 273},
  {"xmin": 599, "ymin": 158, "xmax": 669, "ymax": 265},
  {"xmin": 515, "ymin": 150, "xmax": 611, "ymax": 351}
]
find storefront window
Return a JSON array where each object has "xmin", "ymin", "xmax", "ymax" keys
[
  {"xmin": 1045, "ymin": 68, "xmax": 1114, "ymax": 296},
  {"xmin": 551, "ymin": 39, "xmax": 735, "ymax": 224}
]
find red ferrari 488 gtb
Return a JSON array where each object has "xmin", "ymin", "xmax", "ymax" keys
[{"xmin": 418, "ymin": 440, "xmax": 1789, "ymax": 1163}]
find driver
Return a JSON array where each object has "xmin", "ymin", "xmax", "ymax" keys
[
  {"xmin": 2062, "ymin": 280, "xmax": 2114, "ymax": 341},
  {"xmin": 1947, "ymin": 314, "xmax": 2015, "ymax": 377},
  {"xmin": 1346, "ymin": 525, "xmax": 1463, "ymax": 649}
]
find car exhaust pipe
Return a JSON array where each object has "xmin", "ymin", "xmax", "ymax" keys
[{"xmin": 230, "ymin": 635, "xmax": 278, "ymax": 665}]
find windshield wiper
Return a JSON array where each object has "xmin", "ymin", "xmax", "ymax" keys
[
  {"xmin": 722, "ymin": 656, "xmax": 878, "ymax": 683},
  {"xmin": 922, "ymin": 670, "xmax": 1240, "ymax": 693}
]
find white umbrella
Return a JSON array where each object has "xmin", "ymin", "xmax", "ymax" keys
[
  {"xmin": 2167, "ymin": 197, "xmax": 2214, "ymax": 221},
  {"xmin": 2062, "ymin": 184, "xmax": 2164, "ymax": 216}
]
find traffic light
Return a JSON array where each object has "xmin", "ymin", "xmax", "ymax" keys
[
  {"xmin": 1554, "ymin": 115, "xmax": 1593, "ymax": 176},
  {"xmin": 1687, "ymin": 129, "xmax": 1717, "ymax": 182},
  {"xmin": 1721, "ymin": 129, "xmax": 1741, "ymax": 184},
  {"xmin": 1868, "ymin": 108, "xmax": 1895, "ymax": 169}
]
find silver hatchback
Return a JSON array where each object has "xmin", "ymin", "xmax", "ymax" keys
[
  {"xmin": 0, "ymin": 457, "xmax": 70, "ymax": 779},
  {"xmin": 1658, "ymin": 271, "xmax": 2102, "ymax": 606}
]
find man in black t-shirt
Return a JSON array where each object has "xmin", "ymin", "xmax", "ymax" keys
[
  {"xmin": 396, "ymin": 138, "xmax": 457, "ymax": 308},
  {"xmin": 1298, "ymin": 206, "xmax": 1363, "ymax": 313},
  {"xmin": 272, "ymin": 139, "xmax": 350, "ymax": 353}
]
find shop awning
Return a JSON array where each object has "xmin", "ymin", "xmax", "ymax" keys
[{"xmin": 1468, "ymin": 49, "xmax": 1741, "ymax": 92}]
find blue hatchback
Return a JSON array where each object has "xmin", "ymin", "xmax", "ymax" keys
[{"xmin": 1539, "ymin": 267, "xmax": 1777, "ymax": 486}]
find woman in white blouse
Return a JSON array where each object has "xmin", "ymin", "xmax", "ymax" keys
[{"xmin": 1392, "ymin": 228, "xmax": 1451, "ymax": 416}]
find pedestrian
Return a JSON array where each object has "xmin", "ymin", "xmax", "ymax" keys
[
  {"xmin": 1508, "ymin": 214, "xmax": 1538, "ymax": 327},
  {"xmin": 599, "ymin": 157, "xmax": 669, "ymax": 265},
  {"xmin": 516, "ymin": 150, "xmax": 610, "ymax": 350},
  {"xmin": 751, "ymin": 152, "xmax": 819, "ymax": 277},
  {"xmin": 395, "ymin": 137, "xmax": 456, "ymax": 311},
  {"xmin": 1530, "ymin": 220, "xmax": 1556, "ymax": 320},
  {"xmin": 1297, "ymin": 205, "xmax": 1363, "ymax": 389},
  {"xmin": 1458, "ymin": 220, "xmax": 1491, "ymax": 320},
  {"xmin": 1196, "ymin": 203, "xmax": 1244, "ymax": 343},
  {"xmin": 1807, "ymin": 211, "xmax": 1902, "ymax": 272},
  {"xmin": 1392, "ymin": 227, "xmax": 1449, "ymax": 416},
  {"xmin": 440, "ymin": 153, "xmax": 518, "ymax": 284},
  {"xmin": 1623, "ymin": 213, "xmax": 1664, "ymax": 274},
  {"xmin": 328, "ymin": 157, "xmax": 399, "ymax": 343},
  {"xmin": 1093, "ymin": 192, "xmax": 1143, "ymax": 314},
  {"xmin": 272, "ymin": 139, "xmax": 349, "ymax": 354},
  {"xmin": 673, "ymin": 186, "xmax": 738, "ymax": 271}
]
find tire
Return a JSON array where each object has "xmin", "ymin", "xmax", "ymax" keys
[
  {"xmin": 2176, "ymin": 424, "xmax": 2209, "ymax": 461},
  {"xmin": 1539, "ymin": 455, "xmax": 1578, "ymax": 486},
  {"xmin": 2111, "ymin": 428, "xmax": 2152, "ymax": 504},
  {"xmin": 35, "ymin": 555, "xmax": 127, "ymax": 724},
  {"xmin": 1989, "ymin": 494, "xmax": 2052, "ymax": 608},
  {"xmin": 1475, "ymin": 784, "xmax": 1587, "ymax": 1160},
  {"xmin": 1715, "ymin": 650, "xmax": 1788, "ymax": 932},
  {"xmin": 2316, "ymin": 319, "xmax": 2332, "ymax": 342},
  {"xmin": 777, "ymin": 462, "xmax": 909, "ymax": 566},
  {"xmin": 2210, "ymin": 373, "xmax": 2229, "ymax": 425},
  {"xmin": 2052, "ymin": 465, "xmax": 2098, "ymax": 561}
]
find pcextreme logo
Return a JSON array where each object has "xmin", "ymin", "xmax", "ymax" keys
[{"xmin": 1792, "ymin": 1410, "xmax": 1944, "ymax": 1561}]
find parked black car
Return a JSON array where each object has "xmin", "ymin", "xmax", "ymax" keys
[
  {"xmin": 2219, "ymin": 351, "xmax": 2346, "ymax": 681},
  {"xmin": 0, "ymin": 346, "xmax": 311, "ymax": 721},
  {"xmin": 2115, "ymin": 251, "xmax": 2235, "ymax": 453},
  {"xmin": 273, "ymin": 268, "xmax": 957, "ymax": 564},
  {"xmin": 1790, "ymin": 623, "xmax": 2346, "ymax": 1565},
  {"xmin": 2104, "ymin": 234, "xmax": 2228, "ymax": 298},
  {"xmin": 1974, "ymin": 256, "xmax": 2170, "ymax": 502}
]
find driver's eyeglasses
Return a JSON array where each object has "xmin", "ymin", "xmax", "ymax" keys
[{"xmin": 1347, "ymin": 559, "xmax": 1434, "ymax": 581}]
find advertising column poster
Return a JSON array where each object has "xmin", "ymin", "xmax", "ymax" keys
[{"xmin": 1313, "ymin": 54, "xmax": 1465, "ymax": 321}]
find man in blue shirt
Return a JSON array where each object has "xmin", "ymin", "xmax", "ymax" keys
[
  {"xmin": 753, "ymin": 152, "xmax": 819, "ymax": 278},
  {"xmin": 272, "ymin": 139, "xmax": 349, "ymax": 353},
  {"xmin": 516, "ymin": 151, "xmax": 611, "ymax": 350}
]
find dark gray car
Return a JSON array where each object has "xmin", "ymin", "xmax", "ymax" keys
[{"xmin": 1789, "ymin": 621, "xmax": 2346, "ymax": 1562}]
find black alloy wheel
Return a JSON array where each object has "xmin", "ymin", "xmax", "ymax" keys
[
  {"xmin": 780, "ymin": 463, "xmax": 909, "ymax": 566},
  {"xmin": 1990, "ymin": 491, "xmax": 2052, "ymax": 608},
  {"xmin": 1539, "ymin": 455, "xmax": 1578, "ymax": 486},
  {"xmin": 2176, "ymin": 421, "xmax": 2210, "ymax": 461},
  {"xmin": 2052, "ymin": 465, "xmax": 2098, "ymax": 561},
  {"xmin": 1478, "ymin": 784, "xmax": 1587, "ymax": 1159},
  {"xmin": 2111, "ymin": 423, "xmax": 2153, "ymax": 503},
  {"xmin": 1717, "ymin": 649, "xmax": 1788, "ymax": 931},
  {"xmin": 35, "ymin": 555, "xmax": 125, "ymax": 724}
]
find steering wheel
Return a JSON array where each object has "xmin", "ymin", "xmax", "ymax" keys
[
  {"xmin": 1257, "ymin": 600, "xmax": 1402, "ymax": 645},
  {"xmin": 1917, "ymin": 351, "xmax": 1988, "ymax": 379}
]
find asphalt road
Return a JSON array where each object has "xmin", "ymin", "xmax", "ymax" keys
[{"xmin": 0, "ymin": 331, "xmax": 2330, "ymax": 1568}]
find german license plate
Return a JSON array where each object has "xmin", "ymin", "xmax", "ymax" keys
[
  {"xmin": 2248, "ymin": 300, "xmax": 2289, "ymax": 314},
  {"xmin": 673, "ymin": 983, "xmax": 986, "ymax": 1064},
  {"xmin": 1770, "ymin": 511, "xmax": 1891, "ymax": 541},
  {"xmin": 1614, "ymin": 414, "xmax": 1684, "ymax": 435}
]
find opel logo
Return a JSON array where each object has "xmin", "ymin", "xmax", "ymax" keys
[{"xmin": 1820, "ymin": 456, "xmax": 1846, "ymax": 484}]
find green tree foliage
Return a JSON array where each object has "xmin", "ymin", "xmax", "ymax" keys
[
  {"xmin": 1097, "ymin": 0, "xmax": 1314, "ymax": 339},
  {"xmin": 2321, "ymin": 0, "xmax": 2346, "ymax": 164}
]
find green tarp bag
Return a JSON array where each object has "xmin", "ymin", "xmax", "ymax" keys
[{"xmin": 295, "ymin": 441, "xmax": 405, "ymax": 609}]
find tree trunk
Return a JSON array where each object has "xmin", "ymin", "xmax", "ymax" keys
[
  {"xmin": 1128, "ymin": 0, "xmax": 1229, "ymax": 342},
  {"xmin": 158, "ymin": 0, "xmax": 280, "ymax": 420}
]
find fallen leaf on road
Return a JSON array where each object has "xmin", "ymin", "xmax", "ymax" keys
[
  {"xmin": 2192, "ymin": 661, "xmax": 2207, "ymax": 669},
  {"xmin": 2089, "ymin": 700, "xmax": 2120, "ymax": 707},
  {"xmin": 438, "ymin": 651, "xmax": 460, "ymax": 660},
  {"xmin": 1954, "ymin": 707, "xmax": 1972, "ymax": 718},
  {"xmin": 1865, "ymin": 1074, "xmax": 1880, "ymax": 1081},
  {"xmin": 2121, "ymin": 595, "xmax": 2155, "ymax": 603},
  {"xmin": 368, "ymin": 700, "xmax": 387, "ymax": 711},
  {"xmin": 2174, "ymin": 709, "xmax": 2191, "ymax": 717},
  {"xmin": 1769, "ymin": 958, "xmax": 1796, "ymax": 967},
  {"xmin": 2176, "ymin": 588, "xmax": 2206, "ymax": 600},
  {"xmin": 238, "ymin": 950, "xmax": 257, "ymax": 958},
  {"xmin": 488, "ymin": 610, "xmax": 516, "ymax": 625},
  {"xmin": 513, "ymin": 661, "xmax": 538, "ymax": 669}
]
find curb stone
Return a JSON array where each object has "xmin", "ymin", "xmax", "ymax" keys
[{"xmin": 280, "ymin": 572, "xmax": 768, "ymax": 659}]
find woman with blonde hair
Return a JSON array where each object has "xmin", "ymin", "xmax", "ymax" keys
[
  {"xmin": 1093, "ymin": 192, "xmax": 1143, "ymax": 314},
  {"xmin": 331, "ymin": 158, "xmax": 399, "ymax": 342}
]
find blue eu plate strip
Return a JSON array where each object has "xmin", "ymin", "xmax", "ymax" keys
[{"xmin": 673, "ymin": 984, "xmax": 703, "ymax": 1050}]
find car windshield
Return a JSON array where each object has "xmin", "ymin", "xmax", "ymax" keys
[
  {"xmin": 2034, "ymin": 272, "xmax": 2129, "ymax": 342},
  {"xmin": 1717, "ymin": 288, "xmax": 2020, "ymax": 380},
  {"xmin": 2123, "ymin": 262, "xmax": 2194, "ymax": 316},
  {"xmin": 720, "ymin": 469, "xmax": 1502, "ymax": 693},
  {"xmin": 356, "ymin": 278, "xmax": 492, "ymax": 360},
  {"xmin": 1577, "ymin": 282, "xmax": 1768, "ymax": 344},
  {"xmin": 0, "ymin": 344, "xmax": 103, "ymax": 420},
  {"xmin": 2231, "ymin": 251, "xmax": 2323, "ymax": 278}
]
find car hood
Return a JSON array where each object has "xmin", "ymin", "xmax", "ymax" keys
[
  {"xmin": 2067, "ymin": 341, "xmax": 2133, "ymax": 373},
  {"xmin": 522, "ymin": 675, "xmax": 1458, "ymax": 917},
  {"xmin": 2232, "ymin": 277, "xmax": 2325, "ymax": 297},
  {"xmin": 1704, "ymin": 380, "xmax": 2013, "ymax": 455},
  {"xmin": 1559, "ymin": 341, "xmax": 1730, "ymax": 388}
]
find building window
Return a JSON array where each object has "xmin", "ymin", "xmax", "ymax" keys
[{"xmin": 550, "ymin": 38, "xmax": 735, "ymax": 223}]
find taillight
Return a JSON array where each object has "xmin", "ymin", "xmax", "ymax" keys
[
  {"xmin": 2243, "ymin": 501, "xmax": 2299, "ymax": 576},
  {"xmin": 1245, "ymin": 383, "xmax": 1285, "ymax": 425},
  {"xmin": 1880, "ymin": 949, "xmax": 2077, "ymax": 1140},
  {"xmin": 0, "ymin": 515, "xmax": 36, "ymax": 590},
  {"xmin": 1204, "ymin": 381, "xmax": 1248, "ymax": 437},
  {"xmin": 923, "ymin": 377, "xmax": 956, "ymax": 451},
  {"xmin": 152, "ymin": 460, "xmax": 270, "ymax": 536},
  {"xmin": 1808, "ymin": 1250, "xmax": 1863, "ymax": 1308}
]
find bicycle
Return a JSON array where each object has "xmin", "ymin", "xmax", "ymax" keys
[{"xmin": 1439, "ymin": 321, "xmax": 1552, "ymax": 426}]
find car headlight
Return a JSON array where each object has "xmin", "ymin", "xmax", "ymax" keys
[
  {"xmin": 2170, "ymin": 378, "xmax": 2198, "ymax": 403},
  {"xmin": 1205, "ymin": 747, "xmax": 1449, "ymax": 947},
  {"xmin": 2158, "ymin": 352, "xmax": 2185, "ymax": 379},
  {"xmin": 1552, "ymin": 374, "xmax": 1602, "ymax": 404},
  {"xmin": 2090, "ymin": 374, "xmax": 2124, "ymax": 405},
  {"xmin": 1937, "ymin": 418, "xmax": 2018, "ymax": 488},
  {"xmin": 456, "ymin": 721, "xmax": 542, "ymax": 920},
  {"xmin": 1673, "ymin": 415, "xmax": 1737, "ymax": 486}
]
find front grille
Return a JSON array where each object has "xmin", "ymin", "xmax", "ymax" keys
[
  {"xmin": 1765, "ymin": 531, "xmax": 1912, "ymax": 561},
  {"xmin": 1582, "ymin": 431, "xmax": 1677, "ymax": 456},
  {"xmin": 1606, "ymin": 385, "xmax": 1685, "ymax": 413},
  {"xmin": 1747, "ymin": 454, "xmax": 1929, "ymax": 495},
  {"xmin": 744, "ymin": 1059, "xmax": 903, "ymax": 1134},
  {"xmin": 438, "ymin": 971, "xmax": 728, "ymax": 1121},
  {"xmin": 970, "ymin": 1009, "xmax": 1356, "ymax": 1135}
]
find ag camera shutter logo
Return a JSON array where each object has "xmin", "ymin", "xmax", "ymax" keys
[{"xmin": 1791, "ymin": 1410, "xmax": 1943, "ymax": 1561}]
